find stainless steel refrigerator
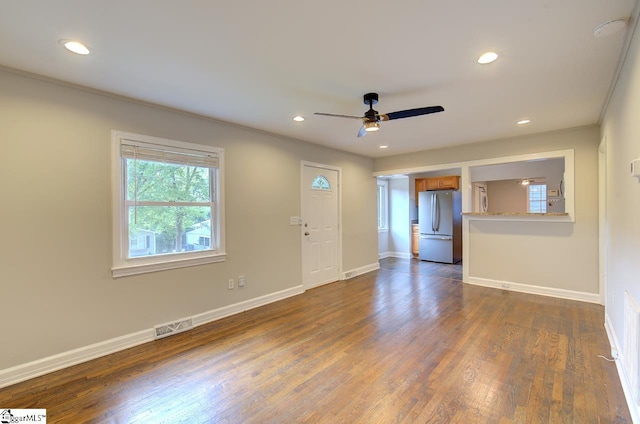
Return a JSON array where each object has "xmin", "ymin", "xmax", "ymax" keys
[{"xmin": 418, "ymin": 190, "xmax": 462, "ymax": 264}]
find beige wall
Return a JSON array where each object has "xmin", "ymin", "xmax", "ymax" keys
[
  {"xmin": 600, "ymin": 8, "xmax": 640, "ymax": 393},
  {"xmin": 0, "ymin": 69, "xmax": 378, "ymax": 370},
  {"xmin": 486, "ymin": 179, "xmax": 527, "ymax": 213},
  {"xmin": 374, "ymin": 125, "xmax": 601, "ymax": 295}
]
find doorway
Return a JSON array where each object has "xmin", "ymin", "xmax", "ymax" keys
[{"xmin": 301, "ymin": 162, "xmax": 341, "ymax": 289}]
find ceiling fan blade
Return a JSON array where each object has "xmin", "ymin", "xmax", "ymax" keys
[
  {"xmin": 380, "ymin": 106, "xmax": 444, "ymax": 121},
  {"xmin": 357, "ymin": 125, "xmax": 367, "ymax": 138},
  {"xmin": 314, "ymin": 112, "xmax": 364, "ymax": 120}
]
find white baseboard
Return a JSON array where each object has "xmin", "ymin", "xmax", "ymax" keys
[
  {"xmin": 605, "ymin": 313, "xmax": 640, "ymax": 424},
  {"xmin": 343, "ymin": 262, "xmax": 380, "ymax": 280},
  {"xmin": 378, "ymin": 251, "xmax": 391, "ymax": 259},
  {"xmin": 0, "ymin": 329, "xmax": 153, "ymax": 390},
  {"xmin": 0, "ymin": 285, "xmax": 305, "ymax": 389},
  {"xmin": 466, "ymin": 276, "xmax": 601, "ymax": 304},
  {"xmin": 192, "ymin": 285, "xmax": 304, "ymax": 327},
  {"xmin": 378, "ymin": 251, "xmax": 411, "ymax": 260}
]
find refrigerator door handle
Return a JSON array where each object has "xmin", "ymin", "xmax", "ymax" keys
[
  {"xmin": 434, "ymin": 194, "xmax": 440, "ymax": 232},
  {"xmin": 430, "ymin": 194, "xmax": 435, "ymax": 232}
]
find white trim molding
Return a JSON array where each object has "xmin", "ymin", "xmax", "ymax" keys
[
  {"xmin": 466, "ymin": 276, "xmax": 601, "ymax": 304},
  {"xmin": 605, "ymin": 313, "xmax": 640, "ymax": 424},
  {"xmin": 379, "ymin": 251, "xmax": 411, "ymax": 260},
  {"xmin": 0, "ymin": 329, "xmax": 154, "ymax": 390},
  {"xmin": 342, "ymin": 262, "xmax": 380, "ymax": 280},
  {"xmin": 0, "ymin": 285, "xmax": 304, "ymax": 389}
]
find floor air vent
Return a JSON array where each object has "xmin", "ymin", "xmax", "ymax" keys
[{"xmin": 154, "ymin": 317, "xmax": 193, "ymax": 339}]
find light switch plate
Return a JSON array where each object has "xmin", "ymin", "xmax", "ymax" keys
[{"xmin": 631, "ymin": 158, "xmax": 640, "ymax": 178}]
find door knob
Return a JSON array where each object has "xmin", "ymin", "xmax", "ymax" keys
[{"xmin": 304, "ymin": 232, "xmax": 310, "ymax": 236}]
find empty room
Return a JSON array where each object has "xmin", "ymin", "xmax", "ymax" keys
[{"xmin": 1, "ymin": 1, "xmax": 640, "ymax": 423}]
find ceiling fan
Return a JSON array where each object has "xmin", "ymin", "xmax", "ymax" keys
[{"xmin": 314, "ymin": 93, "xmax": 444, "ymax": 138}]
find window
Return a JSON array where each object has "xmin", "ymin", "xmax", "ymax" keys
[
  {"xmin": 311, "ymin": 175, "xmax": 331, "ymax": 190},
  {"xmin": 527, "ymin": 184, "xmax": 547, "ymax": 213},
  {"xmin": 377, "ymin": 179, "xmax": 389, "ymax": 230},
  {"xmin": 111, "ymin": 131, "xmax": 225, "ymax": 277}
]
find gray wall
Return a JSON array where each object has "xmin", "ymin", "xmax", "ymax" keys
[
  {"xmin": 600, "ymin": 9, "xmax": 640, "ymax": 413},
  {"xmin": 0, "ymin": 68, "xmax": 378, "ymax": 370}
]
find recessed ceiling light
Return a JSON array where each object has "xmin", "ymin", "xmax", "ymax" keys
[
  {"xmin": 293, "ymin": 115, "xmax": 305, "ymax": 122},
  {"xmin": 60, "ymin": 40, "xmax": 91, "ymax": 55},
  {"xmin": 517, "ymin": 119, "xmax": 531, "ymax": 125},
  {"xmin": 477, "ymin": 51, "xmax": 499, "ymax": 64},
  {"xmin": 379, "ymin": 145, "xmax": 388, "ymax": 149}
]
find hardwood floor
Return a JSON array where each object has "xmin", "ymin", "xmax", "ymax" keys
[{"xmin": 0, "ymin": 258, "xmax": 631, "ymax": 423}]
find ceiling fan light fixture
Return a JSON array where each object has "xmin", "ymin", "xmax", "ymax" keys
[
  {"xmin": 364, "ymin": 121, "xmax": 380, "ymax": 132},
  {"xmin": 293, "ymin": 115, "xmax": 305, "ymax": 122},
  {"xmin": 477, "ymin": 51, "xmax": 499, "ymax": 64},
  {"xmin": 315, "ymin": 93, "xmax": 444, "ymax": 138}
]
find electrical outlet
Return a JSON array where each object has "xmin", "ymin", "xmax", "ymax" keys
[
  {"xmin": 238, "ymin": 276, "xmax": 246, "ymax": 287},
  {"xmin": 228, "ymin": 279, "xmax": 234, "ymax": 290}
]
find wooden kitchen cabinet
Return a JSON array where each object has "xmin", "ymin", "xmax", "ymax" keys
[
  {"xmin": 412, "ymin": 224, "xmax": 419, "ymax": 257},
  {"xmin": 425, "ymin": 175, "xmax": 459, "ymax": 191},
  {"xmin": 415, "ymin": 179, "xmax": 427, "ymax": 206},
  {"xmin": 415, "ymin": 176, "xmax": 459, "ymax": 205}
]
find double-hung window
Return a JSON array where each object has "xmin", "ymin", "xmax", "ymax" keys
[
  {"xmin": 111, "ymin": 131, "xmax": 225, "ymax": 277},
  {"xmin": 377, "ymin": 179, "xmax": 389, "ymax": 231},
  {"xmin": 527, "ymin": 183, "xmax": 547, "ymax": 213}
]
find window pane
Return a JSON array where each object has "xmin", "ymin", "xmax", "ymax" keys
[
  {"xmin": 128, "ymin": 205, "xmax": 213, "ymax": 257},
  {"xmin": 311, "ymin": 175, "xmax": 331, "ymax": 191},
  {"xmin": 528, "ymin": 184, "xmax": 547, "ymax": 213},
  {"xmin": 126, "ymin": 159, "xmax": 211, "ymax": 202}
]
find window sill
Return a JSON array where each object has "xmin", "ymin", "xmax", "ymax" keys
[{"xmin": 112, "ymin": 252, "xmax": 227, "ymax": 278}]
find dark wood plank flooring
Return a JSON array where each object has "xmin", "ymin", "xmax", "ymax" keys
[{"xmin": 0, "ymin": 258, "xmax": 631, "ymax": 423}]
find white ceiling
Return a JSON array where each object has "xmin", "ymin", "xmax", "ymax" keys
[{"xmin": 0, "ymin": 0, "xmax": 636, "ymax": 158}]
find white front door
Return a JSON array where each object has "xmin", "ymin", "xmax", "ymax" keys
[{"xmin": 301, "ymin": 162, "xmax": 340, "ymax": 289}]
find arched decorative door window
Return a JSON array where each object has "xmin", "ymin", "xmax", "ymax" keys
[{"xmin": 310, "ymin": 175, "xmax": 331, "ymax": 191}]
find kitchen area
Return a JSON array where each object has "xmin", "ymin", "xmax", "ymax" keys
[
  {"xmin": 379, "ymin": 156, "xmax": 566, "ymax": 265},
  {"xmin": 412, "ymin": 174, "xmax": 462, "ymax": 263},
  {"xmin": 378, "ymin": 169, "xmax": 463, "ymax": 265}
]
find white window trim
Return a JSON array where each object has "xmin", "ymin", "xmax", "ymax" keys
[
  {"xmin": 378, "ymin": 179, "xmax": 389, "ymax": 231},
  {"xmin": 111, "ymin": 130, "xmax": 226, "ymax": 278}
]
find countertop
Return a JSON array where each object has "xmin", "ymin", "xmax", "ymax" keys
[{"xmin": 462, "ymin": 212, "xmax": 569, "ymax": 217}]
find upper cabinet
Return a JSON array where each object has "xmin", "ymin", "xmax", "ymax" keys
[
  {"xmin": 415, "ymin": 175, "xmax": 459, "ymax": 205},
  {"xmin": 424, "ymin": 175, "xmax": 459, "ymax": 191}
]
